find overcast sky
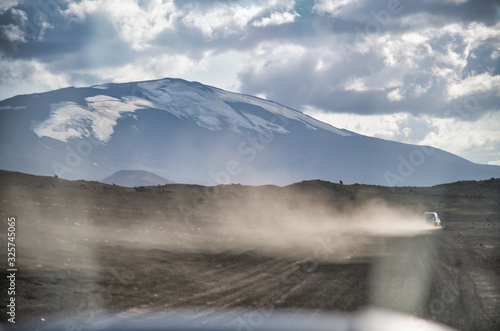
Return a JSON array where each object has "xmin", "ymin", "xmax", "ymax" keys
[{"xmin": 1, "ymin": 0, "xmax": 499, "ymax": 165}]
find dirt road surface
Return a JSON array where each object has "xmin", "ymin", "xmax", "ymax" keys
[{"xmin": 0, "ymin": 172, "xmax": 499, "ymax": 330}]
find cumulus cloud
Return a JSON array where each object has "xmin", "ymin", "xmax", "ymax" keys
[
  {"xmin": 418, "ymin": 111, "xmax": 500, "ymax": 164},
  {"xmin": 252, "ymin": 10, "xmax": 299, "ymax": 27},
  {"xmin": 61, "ymin": 0, "xmax": 177, "ymax": 50},
  {"xmin": 304, "ymin": 106, "xmax": 500, "ymax": 165},
  {"xmin": 0, "ymin": 23, "xmax": 26, "ymax": 43},
  {"xmin": 0, "ymin": 0, "xmax": 20, "ymax": 14},
  {"xmin": 238, "ymin": 19, "xmax": 500, "ymax": 121},
  {"xmin": 303, "ymin": 106, "xmax": 431, "ymax": 142},
  {"xmin": 179, "ymin": 0, "xmax": 298, "ymax": 39},
  {"xmin": 180, "ymin": 3, "xmax": 260, "ymax": 39},
  {"xmin": 0, "ymin": 57, "xmax": 69, "ymax": 100},
  {"xmin": 312, "ymin": 0, "xmax": 362, "ymax": 18},
  {"xmin": 61, "ymin": 0, "xmax": 99, "ymax": 21},
  {"xmin": 447, "ymin": 72, "xmax": 500, "ymax": 100},
  {"xmin": 0, "ymin": 8, "xmax": 27, "ymax": 43},
  {"xmin": 92, "ymin": 53, "xmax": 203, "ymax": 84}
]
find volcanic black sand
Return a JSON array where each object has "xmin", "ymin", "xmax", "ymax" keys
[{"xmin": 0, "ymin": 171, "xmax": 499, "ymax": 330}]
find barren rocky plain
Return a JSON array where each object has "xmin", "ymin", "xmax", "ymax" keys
[{"xmin": 0, "ymin": 170, "xmax": 499, "ymax": 330}]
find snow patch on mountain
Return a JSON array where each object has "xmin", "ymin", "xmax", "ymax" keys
[
  {"xmin": 32, "ymin": 78, "xmax": 348, "ymax": 144},
  {"xmin": 137, "ymin": 80, "xmax": 250, "ymax": 131},
  {"xmin": 242, "ymin": 112, "xmax": 289, "ymax": 134},
  {"xmin": 91, "ymin": 84, "xmax": 109, "ymax": 90},
  {"xmin": 0, "ymin": 105, "xmax": 26, "ymax": 110},
  {"xmin": 214, "ymin": 89, "xmax": 351, "ymax": 136},
  {"xmin": 137, "ymin": 80, "xmax": 289, "ymax": 134},
  {"xmin": 33, "ymin": 95, "xmax": 153, "ymax": 142}
]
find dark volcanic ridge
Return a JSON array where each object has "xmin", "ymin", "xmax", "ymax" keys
[{"xmin": 1, "ymin": 170, "xmax": 499, "ymax": 224}]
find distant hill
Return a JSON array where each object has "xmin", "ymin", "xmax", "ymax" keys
[{"xmin": 102, "ymin": 170, "xmax": 173, "ymax": 187}]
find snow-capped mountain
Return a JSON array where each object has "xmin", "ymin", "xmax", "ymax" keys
[
  {"xmin": 1, "ymin": 77, "xmax": 499, "ymax": 186},
  {"xmin": 102, "ymin": 170, "xmax": 173, "ymax": 187}
]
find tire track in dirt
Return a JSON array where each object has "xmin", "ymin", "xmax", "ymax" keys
[
  {"xmin": 469, "ymin": 270, "xmax": 500, "ymax": 321},
  {"xmin": 182, "ymin": 260, "xmax": 324, "ymax": 327},
  {"xmin": 123, "ymin": 257, "xmax": 308, "ymax": 328},
  {"xmin": 429, "ymin": 231, "xmax": 499, "ymax": 331},
  {"xmin": 279, "ymin": 262, "xmax": 370, "ymax": 313},
  {"xmin": 164, "ymin": 258, "xmax": 298, "ymax": 308},
  {"xmin": 93, "ymin": 256, "xmax": 291, "ymax": 327},
  {"xmin": 191, "ymin": 262, "xmax": 293, "ymax": 307}
]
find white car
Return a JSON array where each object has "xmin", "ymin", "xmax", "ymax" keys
[{"xmin": 424, "ymin": 212, "xmax": 441, "ymax": 226}]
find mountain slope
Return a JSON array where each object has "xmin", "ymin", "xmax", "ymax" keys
[
  {"xmin": 102, "ymin": 170, "xmax": 173, "ymax": 187},
  {"xmin": 0, "ymin": 77, "xmax": 499, "ymax": 186}
]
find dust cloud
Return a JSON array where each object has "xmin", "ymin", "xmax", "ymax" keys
[
  {"xmin": 15, "ymin": 186, "xmax": 438, "ymax": 267},
  {"xmin": 16, "ymin": 186, "xmax": 437, "ymax": 266}
]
